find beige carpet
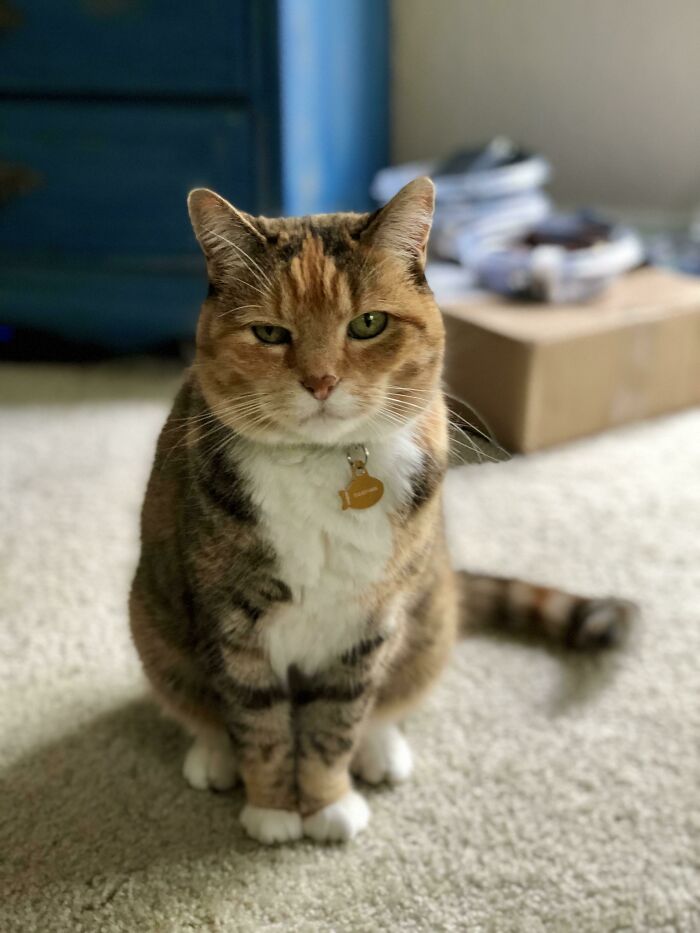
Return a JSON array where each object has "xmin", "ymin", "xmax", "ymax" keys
[{"xmin": 1, "ymin": 361, "xmax": 699, "ymax": 933}]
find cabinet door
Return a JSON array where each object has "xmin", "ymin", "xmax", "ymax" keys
[
  {"xmin": 0, "ymin": 259, "xmax": 204, "ymax": 351},
  {"xmin": 0, "ymin": 0, "xmax": 250, "ymax": 96},
  {"xmin": 0, "ymin": 101, "xmax": 254, "ymax": 258}
]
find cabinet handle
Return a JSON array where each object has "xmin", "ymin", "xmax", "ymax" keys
[
  {"xmin": 0, "ymin": 162, "xmax": 43, "ymax": 205},
  {"xmin": 0, "ymin": 1, "xmax": 23, "ymax": 34}
]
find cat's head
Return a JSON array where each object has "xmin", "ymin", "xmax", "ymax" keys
[{"xmin": 188, "ymin": 178, "xmax": 444, "ymax": 446}]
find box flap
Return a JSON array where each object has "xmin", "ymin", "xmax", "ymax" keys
[{"xmin": 440, "ymin": 268, "xmax": 700, "ymax": 343}]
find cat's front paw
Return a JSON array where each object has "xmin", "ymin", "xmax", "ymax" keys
[
  {"xmin": 240, "ymin": 805, "xmax": 303, "ymax": 845},
  {"xmin": 352, "ymin": 723, "xmax": 413, "ymax": 785},
  {"xmin": 302, "ymin": 790, "xmax": 370, "ymax": 843}
]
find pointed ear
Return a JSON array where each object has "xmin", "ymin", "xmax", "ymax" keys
[
  {"xmin": 367, "ymin": 176, "xmax": 435, "ymax": 267},
  {"xmin": 187, "ymin": 188, "xmax": 266, "ymax": 269}
]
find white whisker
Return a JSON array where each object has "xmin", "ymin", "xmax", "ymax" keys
[
  {"xmin": 219, "ymin": 304, "xmax": 263, "ymax": 319},
  {"xmin": 204, "ymin": 229, "xmax": 275, "ymax": 293}
]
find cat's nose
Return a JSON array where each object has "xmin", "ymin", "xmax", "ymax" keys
[{"xmin": 301, "ymin": 374, "xmax": 339, "ymax": 401}]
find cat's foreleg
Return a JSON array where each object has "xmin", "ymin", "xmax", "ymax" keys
[
  {"xmin": 291, "ymin": 666, "xmax": 373, "ymax": 843},
  {"xmin": 228, "ymin": 697, "xmax": 302, "ymax": 845}
]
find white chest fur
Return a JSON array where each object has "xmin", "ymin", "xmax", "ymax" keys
[{"xmin": 236, "ymin": 428, "xmax": 422, "ymax": 680}]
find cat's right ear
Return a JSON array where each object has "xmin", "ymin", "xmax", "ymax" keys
[
  {"xmin": 364, "ymin": 177, "xmax": 435, "ymax": 269},
  {"xmin": 187, "ymin": 188, "xmax": 266, "ymax": 270}
]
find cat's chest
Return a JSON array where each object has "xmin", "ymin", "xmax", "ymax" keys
[
  {"xmin": 236, "ymin": 433, "xmax": 421, "ymax": 677},
  {"xmin": 240, "ymin": 436, "xmax": 419, "ymax": 587}
]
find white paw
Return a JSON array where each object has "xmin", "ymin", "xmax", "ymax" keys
[
  {"xmin": 303, "ymin": 790, "xmax": 370, "ymax": 843},
  {"xmin": 239, "ymin": 805, "xmax": 303, "ymax": 845},
  {"xmin": 183, "ymin": 735, "xmax": 238, "ymax": 791},
  {"xmin": 352, "ymin": 723, "xmax": 414, "ymax": 785}
]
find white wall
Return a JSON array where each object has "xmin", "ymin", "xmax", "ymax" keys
[{"xmin": 391, "ymin": 0, "xmax": 700, "ymax": 218}]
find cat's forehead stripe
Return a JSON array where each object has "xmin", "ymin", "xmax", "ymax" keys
[{"xmin": 286, "ymin": 233, "xmax": 343, "ymax": 304}]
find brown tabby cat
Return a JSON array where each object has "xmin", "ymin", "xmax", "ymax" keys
[{"xmin": 130, "ymin": 179, "xmax": 633, "ymax": 845}]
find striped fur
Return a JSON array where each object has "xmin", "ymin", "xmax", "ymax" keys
[
  {"xmin": 130, "ymin": 179, "xmax": 635, "ymax": 844},
  {"xmin": 462, "ymin": 573, "xmax": 635, "ymax": 649}
]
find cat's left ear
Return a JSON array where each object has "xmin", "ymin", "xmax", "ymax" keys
[
  {"xmin": 187, "ymin": 188, "xmax": 266, "ymax": 267},
  {"xmin": 365, "ymin": 176, "xmax": 435, "ymax": 268}
]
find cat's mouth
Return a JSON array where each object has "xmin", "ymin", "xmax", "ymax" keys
[
  {"xmin": 288, "ymin": 398, "xmax": 371, "ymax": 444},
  {"xmin": 285, "ymin": 389, "xmax": 374, "ymax": 443},
  {"xmin": 299, "ymin": 408, "xmax": 343, "ymax": 424},
  {"xmin": 297, "ymin": 392, "xmax": 354, "ymax": 425}
]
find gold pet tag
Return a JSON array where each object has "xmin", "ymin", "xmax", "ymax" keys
[{"xmin": 339, "ymin": 446, "xmax": 384, "ymax": 511}]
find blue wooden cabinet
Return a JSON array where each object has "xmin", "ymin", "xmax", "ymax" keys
[{"xmin": 0, "ymin": 0, "xmax": 388, "ymax": 352}]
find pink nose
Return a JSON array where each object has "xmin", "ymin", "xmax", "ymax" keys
[{"xmin": 301, "ymin": 374, "xmax": 339, "ymax": 401}]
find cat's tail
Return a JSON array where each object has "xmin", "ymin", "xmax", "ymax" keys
[{"xmin": 458, "ymin": 571, "xmax": 637, "ymax": 650}]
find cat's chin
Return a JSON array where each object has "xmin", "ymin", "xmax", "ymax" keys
[
  {"xmin": 282, "ymin": 414, "xmax": 369, "ymax": 446},
  {"xmin": 239, "ymin": 411, "xmax": 401, "ymax": 448}
]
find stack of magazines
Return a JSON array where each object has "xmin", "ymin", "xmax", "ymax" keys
[
  {"xmin": 372, "ymin": 138, "xmax": 551, "ymax": 271},
  {"xmin": 371, "ymin": 138, "xmax": 643, "ymax": 303}
]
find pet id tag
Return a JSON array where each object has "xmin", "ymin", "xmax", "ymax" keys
[{"xmin": 339, "ymin": 445, "xmax": 384, "ymax": 511}]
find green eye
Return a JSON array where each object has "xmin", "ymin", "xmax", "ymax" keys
[
  {"xmin": 252, "ymin": 324, "xmax": 291, "ymax": 345},
  {"xmin": 348, "ymin": 311, "xmax": 388, "ymax": 340}
]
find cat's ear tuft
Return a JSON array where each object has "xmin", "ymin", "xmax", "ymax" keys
[
  {"xmin": 187, "ymin": 188, "xmax": 266, "ymax": 264},
  {"xmin": 367, "ymin": 177, "xmax": 435, "ymax": 267}
]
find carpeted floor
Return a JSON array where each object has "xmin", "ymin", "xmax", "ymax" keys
[{"xmin": 1, "ymin": 361, "xmax": 699, "ymax": 933}]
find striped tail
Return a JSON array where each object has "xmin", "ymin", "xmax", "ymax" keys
[{"xmin": 460, "ymin": 572, "xmax": 637, "ymax": 650}]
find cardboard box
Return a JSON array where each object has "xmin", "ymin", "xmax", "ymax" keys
[{"xmin": 440, "ymin": 267, "xmax": 700, "ymax": 453}]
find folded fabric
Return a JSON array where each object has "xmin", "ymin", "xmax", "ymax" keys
[{"xmin": 475, "ymin": 212, "xmax": 643, "ymax": 303}]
